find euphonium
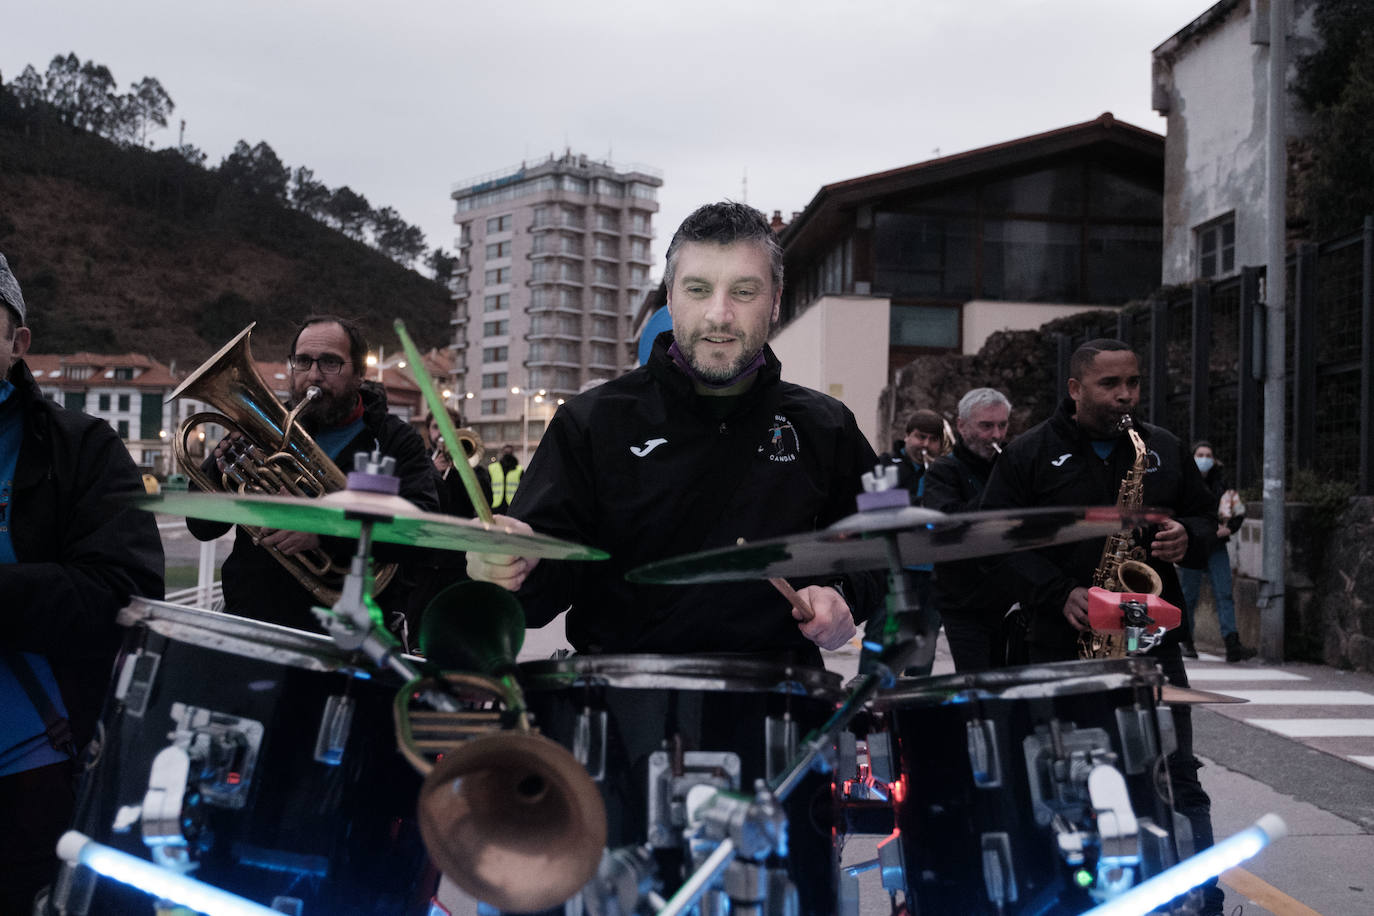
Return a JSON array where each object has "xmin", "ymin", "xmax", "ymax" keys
[
  {"xmin": 168, "ymin": 323, "xmax": 395, "ymax": 605},
  {"xmin": 1079, "ymin": 413, "xmax": 1164, "ymax": 659}
]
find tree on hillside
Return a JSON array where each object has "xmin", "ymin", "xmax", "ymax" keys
[
  {"xmin": 11, "ymin": 65, "xmax": 43, "ymax": 108},
  {"xmin": 290, "ymin": 166, "xmax": 331, "ymax": 219},
  {"xmin": 220, "ymin": 140, "xmax": 290, "ymax": 199},
  {"xmin": 426, "ymin": 248, "xmax": 459, "ymax": 287},
  {"xmin": 327, "ymin": 185, "xmax": 372, "ymax": 240},
  {"xmin": 369, "ymin": 207, "xmax": 426, "ymax": 264},
  {"xmin": 43, "ymin": 54, "xmax": 84, "ymax": 124},
  {"xmin": 1295, "ymin": 0, "xmax": 1374, "ymax": 237},
  {"xmin": 73, "ymin": 60, "xmax": 119, "ymax": 135},
  {"xmin": 125, "ymin": 76, "xmax": 174, "ymax": 147}
]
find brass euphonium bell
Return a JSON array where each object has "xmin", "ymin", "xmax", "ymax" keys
[{"xmin": 400, "ymin": 582, "xmax": 607, "ymax": 912}]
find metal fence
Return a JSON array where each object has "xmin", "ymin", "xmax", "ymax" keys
[{"xmin": 1054, "ymin": 216, "xmax": 1374, "ymax": 495}]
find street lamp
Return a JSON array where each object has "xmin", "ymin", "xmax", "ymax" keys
[{"xmin": 511, "ymin": 385, "xmax": 547, "ymax": 465}]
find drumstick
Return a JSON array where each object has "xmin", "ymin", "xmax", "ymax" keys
[{"xmin": 769, "ymin": 577, "xmax": 815, "ymax": 622}]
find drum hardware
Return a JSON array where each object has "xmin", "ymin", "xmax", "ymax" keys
[
  {"xmin": 574, "ymin": 704, "xmax": 609, "ymax": 781},
  {"xmin": 1082, "ymin": 588, "xmax": 1182, "ymax": 659},
  {"xmin": 647, "ymin": 749, "xmax": 742, "ymax": 849}
]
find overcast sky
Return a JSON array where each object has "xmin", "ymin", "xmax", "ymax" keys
[{"xmin": 3, "ymin": 0, "xmax": 1209, "ymax": 277}]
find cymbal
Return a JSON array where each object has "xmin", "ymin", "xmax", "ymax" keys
[
  {"xmin": 1160, "ymin": 685, "xmax": 1248, "ymax": 705},
  {"xmin": 141, "ymin": 490, "xmax": 607, "ymax": 561},
  {"xmin": 627, "ymin": 505, "xmax": 1170, "ymax": 585}
]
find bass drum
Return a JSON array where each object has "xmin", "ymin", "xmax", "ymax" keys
[
  {"xmin": 63, "ymin": 599, "xmax": 435, "ymax": 915},
  {"xmin": 866, "ymin": 657, "xmax": 1180, "ymax": 915},
  {"xmin": 519, "ymin": 654, "xmax": 842, "ymax": 915}
]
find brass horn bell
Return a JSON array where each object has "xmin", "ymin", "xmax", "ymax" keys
[{"xmin": 416, "ymin": 730, "xmax": 607, "ymax": 912}]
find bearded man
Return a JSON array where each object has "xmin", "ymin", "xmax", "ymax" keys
[
  {"xmin": 466, "ymin": 202, "xmax": 882, "ymax": 666},
  {"xmin": 187, "ymin": 315, "xmax": 437, "ymax": 637}
]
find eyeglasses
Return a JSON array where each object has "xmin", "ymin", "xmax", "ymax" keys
[{"xmin": 288, "ymin": 354, "xmax": 347, "ymax": 375}]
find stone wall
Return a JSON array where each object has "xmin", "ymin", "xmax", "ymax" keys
[{"xmin": 1318, "ymin": 496, "xmax": 1374, "ymax": 671}]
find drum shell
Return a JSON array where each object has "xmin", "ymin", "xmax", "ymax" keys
[
  {"xmin": 71, "ymin": 600, "xmax": 433, "ymax": 915},
  {"xmin": 519, "ymin": 654, "xmax": 842, "ymax": 915},
  {"xmin": 869, "ymin": 657, "xmax": 1176, "ymax": 915}
]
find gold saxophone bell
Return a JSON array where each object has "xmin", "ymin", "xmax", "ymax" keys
[{"xmin": 168, "ymin": 323, "xmax": 395, "ymax": 604}]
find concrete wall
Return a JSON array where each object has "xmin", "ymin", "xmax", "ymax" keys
[
  {"xmin": 961, "ymin": 301, "xmax": 1119, "ymax": 354},
  {"xmin": 769, "ymin": 295, "xmax": 890, "ymax": 453},
  {"xmin": 1154, "ymin": 0, "xmax": 1319, "ymax": 285}
]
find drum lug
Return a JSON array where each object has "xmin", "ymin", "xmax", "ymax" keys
[
  {"xmin": 647, "ymin": 750, "xmax": 740, "ymax": 848},
  {"xmin": 866, "ymin": 730, "xmax": 895, "ymax": 785},
  {"xmin": 764, "ymin": 715, "xmax": 798, "ymax": 782},
  {"xmin": 1155, "ymin": 705, "xmax": 1178, "ymax": 757},
  {"xmin": 113, "ymin": 649, "xmax": 162, "ymax": 718},
  {"xmin": 574, "ymin": 706, "xmax": 608, "ymax": 782},
  {"xmin": 876, "ymin": 830, "xmax": 906, "ymax": 894},
  {"xmin": 314, "ymin": 694, "xmax": 356, "ymax": 765},
  {"xmin": 966, "ymin": 718, "xmax": 1002, "ymax": 788},
  {"xmin": 1114, "ymin": 705, "xmax": 1160, "ymax": 774},
  {"xmin": 140, "ymin": 745, "xmax": 195, "ymax": 869},
  {"xmin": 980, "ymin": 832, "xmax": 1018, "ymax": 906},
  {"xmin": 1136, "ymin": 817, "xmax": 1177, "ymax": 878}
]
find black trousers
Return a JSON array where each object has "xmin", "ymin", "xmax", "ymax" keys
[{"xmin": 0, "ymin": 759, "xmax": 75, "ymax": 916}]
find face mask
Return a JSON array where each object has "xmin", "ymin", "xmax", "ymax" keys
[{"xmin": 1195, "ymin": 456, "xmax": 1215, "ymax": 474}]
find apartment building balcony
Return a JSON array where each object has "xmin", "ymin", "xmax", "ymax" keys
[{"xmin": 530, "ymin": 216, "xmax": 586, "ymax": 232}]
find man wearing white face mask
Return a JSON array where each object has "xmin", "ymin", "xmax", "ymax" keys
[{"xmin": 1178, "ymin": 440, "xmax": 1255, "ymax": 662}]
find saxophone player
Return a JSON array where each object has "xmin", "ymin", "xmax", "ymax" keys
[{"xmin": 979, "ymin": 338, "xmax": 1225, "ymax": 916}]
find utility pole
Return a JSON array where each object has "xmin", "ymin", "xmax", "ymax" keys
[{"xmin": 1260, "ymin": 0, "xmax": 1288, "ymax": 662}]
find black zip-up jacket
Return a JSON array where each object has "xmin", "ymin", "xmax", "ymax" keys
[
  {"xmin": 188, "ymin": 381, "xmax": 438, "ymax": 633},
  {"xmin": 5, "ymin": 359, "xmax": 164, "ymax": 749},
  {"xmin": 980, "ymin": 398, "xmax": 1216, "ymax": 655},
  {"xmin": 921, "ymin": 440, "xmax": 1003, "ymax": 619},
  {"xmin": 512, "ymin": 333, "xmax": 882, "ymax": 667}
]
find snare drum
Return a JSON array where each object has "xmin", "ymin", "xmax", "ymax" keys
[
  {"xmin": 65, "ymin": 599, "xmax": 434, "ymax": 915},
  {"xmin": 519, "ymin": 654, "xmax": 842, "ymax": 915},
  {"xmin": 864, "ymin": 658, "xmax": 1178, "ymax": 915}
]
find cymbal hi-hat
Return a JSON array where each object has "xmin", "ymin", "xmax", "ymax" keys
[{"xmin": 138, "ymin": 490, "xmax": 607, "ymax": 560}]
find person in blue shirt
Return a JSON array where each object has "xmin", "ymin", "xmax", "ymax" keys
[{"xmin": 0, "ymin": 252, "xmax": 164, "ymax": 913}]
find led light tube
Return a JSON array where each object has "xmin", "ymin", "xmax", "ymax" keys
[
  {"xmin": 1081, "ymin": 814, "xmax": 1287, "ymax": 916},
  {"xmin": 56, "ymin": 831, "xmax": 283, "ymax": 916}
]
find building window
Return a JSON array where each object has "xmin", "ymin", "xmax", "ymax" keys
[
  {"xmin": 485, "ymin": 241, "xmax": 512, "ymax": 259},
  {"xmin": 113, "ymin": 367, "xmax": 135, "ymax": 380},
  {"xmin": 484, "ymin": 267, "xmax": 511, "ymax": 285},
  {"xmin": 890, "ymin": 304, "xmax": 960, "ymax": 349},
  {"xmin": 98, "ymin": 393, "xmax": 111, "ymax": 411},
  {"xmin": 483, "ymin": 346, "xmax": 508, "ymax": 363},
  {"xmin": 116, "ymin": 420, "xmax": 129, "ymax": 439},
  {"xmin": 118, "ymin": 394, "xmax": 131, "ymax": 411},
  {"xmin": 483, "ymin": 320, "xmax": 509, "ymax": 337},
  {"xmin": 481, "ymin": 398, "xmax": 506, "ymax": 416},
  {"xmin": 1196, "ymin": 215, "xmax": 1236, "ymax": 279},
  {"xmin": 486, "ymin": 214, "xmax": 512, "ymax": 234},
  {"xmin": 481, "ymin": 372, "xmax": 508, "ymax": 389},
  {"xmin": 484, "ymin": 294, "xmax": 510, "ymax": 312}
]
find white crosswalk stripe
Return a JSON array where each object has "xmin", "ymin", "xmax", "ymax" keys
[{"xmin": 1186, "ymin": 657, "xmax": 1374, "ymax": 770}]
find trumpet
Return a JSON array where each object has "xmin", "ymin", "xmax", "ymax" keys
[{"xmin": 433, "ymin": 427, "xmax": 485, "ymax": 469}]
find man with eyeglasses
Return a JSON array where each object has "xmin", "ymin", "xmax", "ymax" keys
[{"xmin": 187, "ymin": 315, "xmax": 438, "ymax": 639}]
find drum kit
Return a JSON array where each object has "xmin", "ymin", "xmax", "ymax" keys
[{"xmin": 46, "ymin": 324, "xmax": 1264, "ymax": 916}]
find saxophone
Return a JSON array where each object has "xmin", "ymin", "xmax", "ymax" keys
[{"xmin": 1078, "ymin": 413, "xmax": 1164, "ymax": 659}]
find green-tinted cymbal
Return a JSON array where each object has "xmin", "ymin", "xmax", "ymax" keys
[{"xmin": 141, "ymin": 490, "xmax": 607, "ymax": 561}]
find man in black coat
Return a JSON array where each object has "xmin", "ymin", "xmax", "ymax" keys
[
  {"xmin": 187, "ymin": 316, "xmax": 438, "ymax": 640},
  {"xmin": 980, "ymin": 338, "xmax": 1225, "ymax": 916},
  {"xmin": 0, "ymin": 253, "xmax": 164, "ymax": 913},
  {"xmin": 921, "ymin": 387, "xmax": 1011, "ymax": 671}
]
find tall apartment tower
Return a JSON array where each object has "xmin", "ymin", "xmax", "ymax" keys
[{"xmin": 448, "ymin": 151, "xmax": 662, "ymax": 454}]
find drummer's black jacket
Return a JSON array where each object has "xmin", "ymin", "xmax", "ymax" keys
[
  {"xmin": 188, "ymin": 381, "xmax": 438, "ymax": 635},
  {"xmin": 979, "ymin": 397, "xmax": 1216, "ymax": 656},
  {"xmin": 5, "ymin": 359, "xmax": 165, "ymax": 749},
  {"xmin": 512, "ymin": 333, "xmax": 883, "ymax": 667}
]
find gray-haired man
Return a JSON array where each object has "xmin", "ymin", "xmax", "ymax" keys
[{"xmin": 920, "ymin": 387, "xmax": 1012, "ymax": 671}]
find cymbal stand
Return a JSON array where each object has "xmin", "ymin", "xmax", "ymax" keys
[
  {"xmin": 656, "ymin": 521, "xmax": 928, "ymax": 915},
  {"xmin": 311, "ymin": 450, "xmax": 456, "ymax": 712}
]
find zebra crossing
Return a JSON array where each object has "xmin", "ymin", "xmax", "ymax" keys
[{"xmin": 1184, "ymin": 651, "xmax": 1374, "ymax": 772}]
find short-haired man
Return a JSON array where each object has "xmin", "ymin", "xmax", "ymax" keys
[
  {"xmin": 0, "ymin": 253, "xmax": 164, "ymax": 912},
  {"xmin": 882, "ymin": 408, "xmax": 946, "ymax": 498},
  {"xmin": 980, "ymin": 338, "xmax": 1225, "ymax": 915},
  {"xmin": 188, "ymin": 315, "xmax": 438, "ymax": 639},
  {"xmin": 468, "ymin": 201, "xmax": 881, "ymax": 664},
  {"xmin": 921, "ymin": 387, "xmax": 1012, "ymax": 671}
]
